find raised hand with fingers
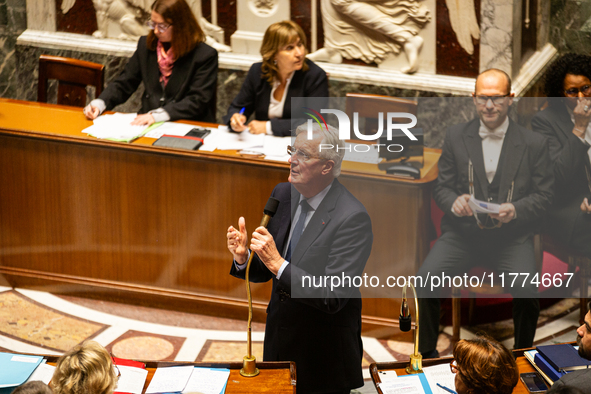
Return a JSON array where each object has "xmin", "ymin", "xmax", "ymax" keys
[{"xmin": 227, "ymin": 217, "xmax": 248, "ymax": 265}]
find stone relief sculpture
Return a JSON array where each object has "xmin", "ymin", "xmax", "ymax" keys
[
  {"xmin": 307, "ymin": 0, "xmax": 431, "ymax": 73},
  {"xmin": 60, "ymin": 0, "xmax": 231, "ymax": 51},
  {"xmin": 445, "ymin": 0, "xmax": 479, "ymax": 55}
]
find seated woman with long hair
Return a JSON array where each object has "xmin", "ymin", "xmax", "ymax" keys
[
  {"xmin": 51, "ymin": 341, "xmax": 118, "ymax": 394},
  {"xmin": 451, "ymin": 336, "xmax": 519, "ymax": 394},
  {"xmin": 223, "ymin": 20, "xmax": 328, "ymax": 136},
  {"xmin": 84, "ymin": 0, "xmax": 218, "ymax": 125}
]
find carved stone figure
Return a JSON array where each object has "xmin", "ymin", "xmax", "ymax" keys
[
  {"xmin": 445, "ymin": 0, "xmax": 479, "ymax": 55},
  {"xmin": 307, "ymin": 0, "xmax": 431, "ymax": 73},
  {"xmin": 60, "ymin": 0, "xmax": 231, "ymax": 51}
]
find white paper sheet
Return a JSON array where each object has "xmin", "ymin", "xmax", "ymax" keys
[
  {"xmin": 379, "ymin": 374, "xmax": 424, "ymax": 394},
  {"xmin": 144, "ymin": 122, "xmax": 196, "ymax": 139},
  {"xmin": 114, "ymin": 365, "xmax": 149, "ymax": 394},
  {"xmin": 422, "ymin": 364, "xmax": 457, "ymax": 394},
  {"xmin": 212, "ymin": 129, "xmax": 265, "ymax": 150},
  {"xmin": 468, "ymin": 196, "xmax": 500, "ymax": 214},
  {"xmin": 181, "ymin": 367, "xmax": 230, "ymax": 394},
  {"xmin": 25, "ymin": 363, "xmax": 55, "ymax": 385},
  {"xmin": 145, "ymin": 366, "xmax": 194, "ymax": 394},
  {"xmin": 83, "ymin": 113, "xmax": 151, "ymax": 142}
]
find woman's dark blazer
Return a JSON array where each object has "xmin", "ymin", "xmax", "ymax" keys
[
  {"xmin": 223, "ymin": 60, "xmax": 328, "ymax": 136},
  {"xmin": 98, "ymin": 36, "xmax": 218, "ymax": 123}
]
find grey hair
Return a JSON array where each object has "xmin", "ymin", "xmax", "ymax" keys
[{"xmin": 295, "ymin": 121, "xmax": 345, "ymax": 177}]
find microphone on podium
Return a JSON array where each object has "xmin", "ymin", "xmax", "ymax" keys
[
  {"xmin": 399, "ymin": 296, "xmax": 412, "ymax": 332},
  {"xmin": 400, "ymin": 282, "xmax": 422, "ymax": 374},
  {"xmin": 240, "ymin": 196, "xmax": 280, "ymax": 378}
]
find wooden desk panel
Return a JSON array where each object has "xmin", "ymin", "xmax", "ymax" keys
[{"xmin": 0, "ymin": 99, "xmax": 439, "ymax": 326}]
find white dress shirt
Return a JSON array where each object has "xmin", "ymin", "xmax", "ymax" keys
[{"xmin": 265, "ymin": 73, "xmax": 293, "ymax": 135}]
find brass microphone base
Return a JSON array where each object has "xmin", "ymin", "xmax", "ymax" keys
[
  {"xmin": 240, "ymin": 356, "xmax": 260, "ymax": 377},
  {"xmin": 405, "ymin": 353, "xmax": 423, "ymax": 374}
]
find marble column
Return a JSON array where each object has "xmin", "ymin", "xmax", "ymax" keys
[
  {"xmin": 479, "ymin": 0, "xmax": 526, "ymax": 79},
  {"xmin": 0, "ymin": 0, "xmax": 27, "ymax": 98},
  {"xmin": 26, "ymin": 0, "xmax": 56, "ymax": 31}
]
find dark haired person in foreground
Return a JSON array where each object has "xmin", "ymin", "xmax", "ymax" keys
[
  {"xmin": 226, "ymin": 123, "xmax": 372, "ymax": 393},
  {"xmin": 84, "ymin": 0, "xmax": 218, "ymax": 125},
  {"xmin": 531, "ymin": 53, "xmax": 591, "ymax": 260},
  {"xmin": 549, "ymin": 301, "xmax": 591, "ymax": 394},
  {"xmin": 452, "ymin": 335, "xmax": 519, "ymax": 394},
  {"xmin": 417, "ymin": 69, "xmax": 554, "ymax": 358}
]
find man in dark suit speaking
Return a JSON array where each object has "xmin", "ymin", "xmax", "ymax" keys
[
  {"xmin": 226, "ymin": 123, "xmax": 373, "ymax": 394},
  {"xmin": 417, "ymin": 69, "xmax": 554, "ymax": 358}
]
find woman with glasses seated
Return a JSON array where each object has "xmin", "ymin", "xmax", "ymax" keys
[
  {"xmin": 451, "ymin": 336, "xmax": 519, "ymax": 394},
  {"xmin": 223, "ymin": 20, "xmax": 328, "ymax": 136},
  {"xmin": 531, "ymin": 53, "xmax": 591, "ymax": 260},
  {"xmin": 51, "ymin": 341, "xmax": 118, "ymax": 394},
  {"xmin": 84, "ymin": 0, "xmax": 218, "ymax": 125}
]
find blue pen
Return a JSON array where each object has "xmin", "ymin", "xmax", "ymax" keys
[
  {"xmin": 239, "ymin": 107, "xmax": 245, "ymax": 115},
  {"xmin": 436, "ymin": 383, "xmax": 457, "ymax": 394}
]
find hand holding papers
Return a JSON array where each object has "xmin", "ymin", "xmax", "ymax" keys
[
  {"xmin": 83, "ymin": 113, "xmax": 161, "ymax": 142},
  {"xmin": 467, "ymin": 196, "xmax": 500, "ymax": 214}
]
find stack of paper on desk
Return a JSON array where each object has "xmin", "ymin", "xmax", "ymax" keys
[
  {"xmin": 112, "ymin": 356, "xmax": 148, "ymax": 394},
  {"xmin": 378, "ymin": 363, "xmax": 457, "ymax": 394},
  {"xmin": 145, "ymin": 365, "xmax": 230, "ymax": 394},
  {"xmin": 83, "ymin": 113, "xmax": 162, "ymax": 142}
]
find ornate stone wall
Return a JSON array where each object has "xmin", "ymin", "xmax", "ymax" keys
[{"xmin": 0, "ymin": 0, "xmax": 26, "ymax": 98}]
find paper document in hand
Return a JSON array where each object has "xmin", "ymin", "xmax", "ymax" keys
[
  {"xmin": 182, "ymin": 367, "xmax": 230, "ymax": 394},
  {"xmin": 145, "ymin": 366, "xmax": 194, "ymax": 394},
  {"xmin": 0, "ymin": 353, "xmax": 44, "ymax": 388},
  {"xmin": 114, "ymin": 365, "xmax": 149, "ymax": 394},
  {"xmin": 422, "ymin": 364, "xmax": 456, "ymax": 394},
  {"xmin": 468, "ymin": 196, "xmax": 500, "ymax": 214}
]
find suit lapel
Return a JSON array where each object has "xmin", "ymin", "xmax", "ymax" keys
[
  {"xmin": 498, "ymin": 122, "xmax": 525, "ymax": 202},
  {"xmin": 463, "ymin": 122, "xmax": 489, "ymax": 199},
  {"xmin": 290, "ymin": 180, "xmax": 339, "ymax": 266},
  {"xmin": 282, "ymin": 71, "xmax": 301, "ymax": 118}
]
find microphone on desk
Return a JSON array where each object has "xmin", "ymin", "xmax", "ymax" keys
[{"xmin": 240, "ymin": 196, "xmax": 280, "ymax": 378}]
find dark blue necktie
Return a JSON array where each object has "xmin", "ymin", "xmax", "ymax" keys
[{"xmin": 285, "ymin": 200, "xmax": 311, "ymax": 261}]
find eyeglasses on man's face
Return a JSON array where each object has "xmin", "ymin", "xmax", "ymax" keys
[
  {"xmin": 147, "ymin": 20, "xmax": 172, "ymax": 32},
  {"xmin": 287, "ymin": 145, "xmax": 318, "ymax": 162},
  {"xmin": 474, "ymin": 94, "xmax": 510, "ymax": 106},
  {"xmin": 564, "ymin": 85, "xmax": 591, "ymax": 97}
]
